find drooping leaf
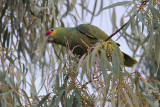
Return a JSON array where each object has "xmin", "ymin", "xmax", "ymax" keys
[{"xmin": 100, "ymin": 1, "xmax": 131, "ymax": 11}]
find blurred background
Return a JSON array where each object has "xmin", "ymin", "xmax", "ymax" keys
[{"xmin": 0, "ymin": 0, "xmax": 159, "ymax": 106}]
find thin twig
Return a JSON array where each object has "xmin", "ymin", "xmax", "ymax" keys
[{"xmin": 105, "ymin": 23, "xmax": 127, "ymax": 42}]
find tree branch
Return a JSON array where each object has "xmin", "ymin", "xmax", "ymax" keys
[{"xmin": 104, "ymin": 0, "xmax": 149, "ymax": 42}]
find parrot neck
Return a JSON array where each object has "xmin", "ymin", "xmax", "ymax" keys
[{"xmin": 54, "ymin": 27, "xmax": 72, "ymax": 46}]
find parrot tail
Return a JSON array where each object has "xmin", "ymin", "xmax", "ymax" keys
[{"xmin": 122, "ymin": 52, "xmax": 137, "ymax": 67}]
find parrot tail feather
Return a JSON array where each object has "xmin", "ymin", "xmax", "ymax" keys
[{"xmin": 122, "ymin": 52, "xmax": 137, "ymax": 67}]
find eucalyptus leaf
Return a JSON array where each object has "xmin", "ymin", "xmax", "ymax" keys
[
  {"xmin": 100, "ymin": 1, "xmax": 131, "ymax": 11},
  {"xmin": 37, "ymin": 93, "xmax": 51, "ymax": 107}
]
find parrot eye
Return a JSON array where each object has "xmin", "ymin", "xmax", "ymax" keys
[{"xmin": 50, "ymin": 29, "xmax": 54, "ymax": 32}]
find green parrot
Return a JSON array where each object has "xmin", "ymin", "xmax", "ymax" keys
[{"xmin": 46, "ymin": 24, "xmax": 137, "ymax": 67}]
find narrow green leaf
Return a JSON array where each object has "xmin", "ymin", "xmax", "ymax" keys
[
  {"xmin": 101, "ymin": 1, "xmax": 131, "ymax": 11},
  {"xmin": 149, "ymin": 7, "xmax": 160, "ymax": 18},
  {"xmin": 117, "ymin": 18, "xmax": 131, "ymax": 40},
  {"xmin": 142, "ymin": 20, "xmax": 144, "ymax": 33},
  {"xmin": 2, "ymin": 28, "xmax": 8, "ymax": 48},
  {"xmin": 105, "ymin": 73, "xmax": 112, "ymax": 95},
  {"xmin": 111, "ymin": 85, "xmax": 116, "ymax": 107},
  {"xmin": 71, "ymin": 0, "xmax": 77, "ymax": 9},
  {"xmin": 127, "ymin": 4, "xmax": 137, "ymax": 16},
  {"xmin": 138, "ymin": 13, "xmax": 148, "ymax": 27},
  {"xmin": 21, "ymin": 89, "xmax": 31, "ymax": 105},
  {"xmin": 111, "ymin": 41, "xmax": 122, "ymax": 75},
  {"xmin": 120, "ymin": 16, "xmax": 124, "ymax": 27},
  {"xmin": 75, "ymin": 92, "xmax": 82, "ymax": 107},
  {"xmin": 112, "ymin": 53, "xmax": 118, "ymax": 75},
  {"xmin": 90, "ymin": 0, "xmax": 97, "ymax": 23},
  {"xmin": 125, "ymin": 72, "xmax": 134, "ymax": 85},
  {"xmin": 112, "ymin": 8, "xmax": 116, "ymax": 32},
  {"xmin": 37, "ymin": 93, "xmax": 51, "ymax": 107},
  {"xmin": 79, "ymin": 54, "xmax": 87, "ymax": 81},
  {"xmin": 112, "ymin": 41, "xmax": 123, "ymax": 66},
  {"xmin": 0, "ymin": 71, "xmax": 6, "ymax": 81},
  {"xmin": 74, "ymin": 7, "xmax": 82, "ymax": 21},
  {"xmin": 90, "ymin": 44, "xmax": 99, "ymax": 68},
  {"xmin": 154, "ymin": 34, "xmax": 160, "ymax": 65},
  {"xmin": 142, "ymin": 32, "xmax": 151, "ymax": 44},
  {"xmin": 125, "ymin": 84, "xmax": 140, "ymax": 107},
  {"xmin": 100, "ymin": 49, "xmax": 112, "ymax": 71},
  {"xmin": 57, "ymin": 89, "xmax": 65, "ymax": 104},
  {"xmin": 144, "ymin": 95, "xmax": 155, "ymax": 107},
  {"xmin": 123, "ymin": 91, "xmax": 134, "ymax": 106},
  {"xmin": 68, "ymin": 93, "xmax": 74, "ymax": 107},
  {"xmin": 100, "ymin": 50, "xmax": 107, "ymax": 82},
  {"xmin": 30, "ymin": 104, "xmax": 38, "ymax": 107},
  {"xmin": 6, "ymin": 55, "xmax": 14, "ymax": 64},
  {"xmin": 86, "ymin": 52, "xmax": 90, "ymax": 70},
  {"xmin": 15, "ymin": 66, "xmax": 26, "ymax": 79},
  {"xmin": 49, "ymin": 95, "xmax": 57, "ymax": 107}
]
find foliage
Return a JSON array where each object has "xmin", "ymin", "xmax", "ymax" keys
[{"xmin": 0, "ymin": 0, "xmax": 159, "ymax": 106}]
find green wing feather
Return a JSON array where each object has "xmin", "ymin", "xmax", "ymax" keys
[{"xmin": 76, "ymin": 24, "xmax": 109, "ymax": 40}]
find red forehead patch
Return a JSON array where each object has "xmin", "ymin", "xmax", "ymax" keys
[{"xmin": 46, "ymin": 30, "xmax": 51, "ymax": 36}]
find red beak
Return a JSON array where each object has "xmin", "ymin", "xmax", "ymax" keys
[{"xmin": 46, "ymin": 30, "xmax": 51, "ymax": 36}]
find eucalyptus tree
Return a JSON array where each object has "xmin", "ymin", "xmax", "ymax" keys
[{"xmin": 0, "ymin": 0, "xmax": 159, "ymax": 106}]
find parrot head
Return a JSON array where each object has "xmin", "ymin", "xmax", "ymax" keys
[{"xmin": 46, "ymin": 28, "xmax": 57, "ymax": 43}]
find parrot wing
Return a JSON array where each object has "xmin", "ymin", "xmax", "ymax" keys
[{"xmin": 76, "ymin": 24, "xmax": 109, "ymax": 40}]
